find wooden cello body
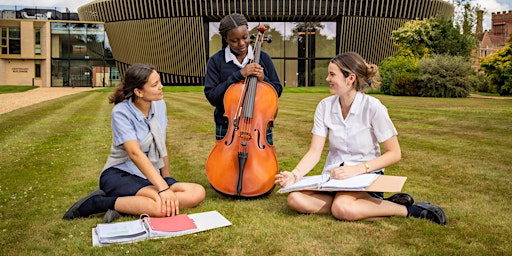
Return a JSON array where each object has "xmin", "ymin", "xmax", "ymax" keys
[{"xmin": 205, "ymin": 25, "xmax": 278, "ymax": 198}]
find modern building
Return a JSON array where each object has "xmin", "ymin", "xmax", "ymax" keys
[
  {"xmin": 78, "ymin": 0, "xmax": 454, "ymax": 87},
  {"xmin": 0, "ymin": 6, "xmax": 117, "ymax": 87},
  {"xmin": 1, "ymin": 1, "xmax": 455, "ymax": 87}
]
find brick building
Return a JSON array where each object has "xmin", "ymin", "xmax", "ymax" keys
[{"xmin": 477, "ymin": 10, "xmax": 512, "ymax": 58}]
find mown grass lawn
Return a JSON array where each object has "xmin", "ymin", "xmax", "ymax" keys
[{"xmin": 0, "ymin": 86, "xmax": 510, "ymax": 255}]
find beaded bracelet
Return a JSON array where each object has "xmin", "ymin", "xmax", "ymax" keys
[{"xmin": 158, "ymin": 186, "xmax": 171, "ymax": 194}]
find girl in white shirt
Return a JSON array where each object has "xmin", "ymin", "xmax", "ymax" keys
[{"xmin": 275, "ymin": 52, "xmax": 446, "ymax": 225}]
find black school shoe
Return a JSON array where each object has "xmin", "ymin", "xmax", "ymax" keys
[
  {"xmin": 62, "ymin": 189, "xmax": 106, "ymax": 220},
  {"xmin": 385, "ymin": 193, "xmax": 415, "ymax": 206},
  {"xmin": 103, "ymin": 209, "xmax": 122, "ymax": 223},
  {"xmin": 414, "ymin": 202, "xmax": 447, "ymax": 225}
]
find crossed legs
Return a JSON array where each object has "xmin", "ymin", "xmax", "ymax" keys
[
  {"xmin": 287, "ymin": 190, "xmax": 407, "ymax": 221},
  {"xmin": 114, "ymin": 182, "xmax": 205, "ymax": 217}
]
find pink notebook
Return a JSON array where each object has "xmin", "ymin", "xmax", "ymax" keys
[{"xmin": 145, "ymin": 214, "xmax": 197, "ymax": 232}]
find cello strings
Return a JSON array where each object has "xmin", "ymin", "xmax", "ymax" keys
[{"xmin": 237, "ymin": 25, "xmax": 265, "ymax": 153}]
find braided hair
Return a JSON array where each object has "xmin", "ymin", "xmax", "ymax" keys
[{"xmin": 219, "ymin": 13, "xmax": 248, "ymax": 48}]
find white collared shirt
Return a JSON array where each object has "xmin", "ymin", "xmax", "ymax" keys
[
  {"xmin": 312, "ymin": 92, "xmax": 398, "ymax": 174},
  {"xmin": 224, "ymin": 45, "xmax": 254, "ymax": 68}
]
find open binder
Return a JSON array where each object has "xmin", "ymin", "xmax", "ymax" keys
[
  {"xmin": 92, "ymin": 210, "xmax": 232, "ymax": 246},
  {"xmin": 277, "ymin": 174, "xmax": 407, "ymax": 193}
]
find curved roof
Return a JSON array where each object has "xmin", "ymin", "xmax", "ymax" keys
[{"xmin": 78, "ymin": 0, "xmax": 454, "ymax": 85}]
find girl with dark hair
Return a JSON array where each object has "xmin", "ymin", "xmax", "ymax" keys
[
  {"xmin": 204, "ymin": 13, "xmax": 282, "ymax": 141},
  {"xmin": 275, "ymin": 52, "xmax": 447, "ymax": 225},
  {"xmin": 63, "ymin": 64, "xmax": 205, "ymax": 223}
]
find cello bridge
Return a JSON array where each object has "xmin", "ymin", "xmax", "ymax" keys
[{"xmin": 239, "ymin": 131, "xmax": 252, "ymax": 139}]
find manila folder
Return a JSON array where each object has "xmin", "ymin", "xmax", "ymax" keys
[{"xmin": 364, "ymin": 175, "xmax": 407, "ymax": 192}]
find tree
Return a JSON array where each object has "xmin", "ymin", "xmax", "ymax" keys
[
  {"xmin": 392, "ymin": 17, "xmax": 477, "ymax": 58},
  {"xmin": 452, "ymin": 0, "xmax": 482, "ymax": 35},
  {"xmin": 391, "ymin": 19, "xmax": 432, "ymax": 57},
  {"xmin": 381, "ymin": 16, "xmax": 479, "ymax": 97},
  {"xmin": 479, "ymin": 35, "xmax": 512, "ymax": 96}
]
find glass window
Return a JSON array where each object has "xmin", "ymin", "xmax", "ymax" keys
[
  {"xmin": 0, "ymin": 27, "xmax": 21, "ymax": 55},
  {"xmin": 35, "ymin": 61, "xmax": 41, "ymax": 78},
  {"xmin": 35, "ymin": 28, "xmax": 41, "ymax": 55},
  {"xmin": 70, "ymin": 23, "xmax": 87, "ymax": 58},
  {"xmin": 8, "ymin": 27, "xmax": 20, "ymax": 54},
  {"xmin": 104, "ymin": 33, "xmax": 113, "ymax": 59},
  {"xmin": 208, "ymin": 22, "xmax": 222, "ymax": 56},
  {"xmin": 70, "ymin": 60, "xmax": 92, "ymax": 87},
  {"xmin": 86, "ymin": 24, "xmax": 105, "ymax": 57},
  {"xmin": 51, "ymin": 59, "xmax": 68, "ymax": 87},
  {"xmin": 284, "ymin": 60, "xmax": 299, "ymax": 86},
  {"xmin": 1, "ymin": 27, "xmax": 6, "ymax": 46},
  {"xmin": 51, "ymin": 22, "xmax": 114, "ymax": 87},
  {"xmin": 51, "ymin": 22, "xmax": 71, "ymax": 58},
  {"xmin": 110, "ymin": 68, "xmax": 120, "ymax": 80},
  {"xmin": 208, "ymin": 21, "xmax": 335, "ymax": 87}
]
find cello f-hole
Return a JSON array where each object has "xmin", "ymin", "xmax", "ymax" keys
[
  {"xmin": 254, "ymin": 128, "xmax": 266, "ymax": 149},
  {"xmin": 225, "ymin": 125, "xmax": 237, "ymax": 146}
]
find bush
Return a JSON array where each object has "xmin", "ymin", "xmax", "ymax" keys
[
  {"xmin": 390, "ymin": 72, "xmax": 419, "ymax": 96},
  {"xmin": 417, "ymin": 55, "xmax": 474, "ymax": 97},
  {"xmin": 379, "ymin": 53, "xmax": 419, "ymax": 96},
  {"xmin": 479, "ymin": 36, "xmax": 512, "ymax": 96},
  {"xmin": 473, "ymin": 72, "xmax": 495, "ymax": 93}
]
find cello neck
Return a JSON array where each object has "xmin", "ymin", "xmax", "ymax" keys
[
  {"xmin": 251, "ymin": 24, "xmax": 266, "ymax": 67},
  {"xmin": 241, "ymin": 24, "xmax": 268, "ymax": 119}
]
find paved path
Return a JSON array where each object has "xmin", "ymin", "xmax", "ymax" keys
[{"xmin": 0, "ymin": 87, "xmax": 100, "ymax": 115}]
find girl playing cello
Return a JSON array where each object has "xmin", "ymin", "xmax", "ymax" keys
[{"xmin": 204, "ymin": 13, "xmax": 283, "ymax": 197}]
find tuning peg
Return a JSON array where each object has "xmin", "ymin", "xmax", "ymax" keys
[{"xmin": 265, "ymin": 35, "xmax": 272, "ymax": 43}]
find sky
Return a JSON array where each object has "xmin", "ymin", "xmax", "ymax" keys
[{"xmin": 0, "ymin": 0, "xmax": 510, "ymax": 30}]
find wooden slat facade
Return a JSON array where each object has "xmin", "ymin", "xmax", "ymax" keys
[{"xmin": 78, "ymin": 0, "xmax": 453, "ymax": 85}]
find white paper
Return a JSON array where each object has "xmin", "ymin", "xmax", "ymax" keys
[
  {"xmin": 278, "ymin": 173, "xmax": 379, "ymax": 193},
  {"xmin": 95, "ymin": 219, "xmax": 148, "ymax": 244}
]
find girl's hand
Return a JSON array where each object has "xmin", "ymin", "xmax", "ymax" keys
[
  {"xmin": 242, "ymin": 63, "xmax": 264, "ymax": 81},
  {"xmin": 159, "ymin": 188, "xmax": 179, "ymax": 216},
  {"xmin": 330, "ymin": 165, "xmax": 362, "ymax": 180},
  {"xmin": 275, "ymin": 171, "xmax": 297, "ymax": 188}
]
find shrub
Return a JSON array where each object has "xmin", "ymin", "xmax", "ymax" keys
[
  {"xmin": 379, "ymin": 53, "xmax": 419, "ymax": 96},
  {"xmin": 417, "ymin": 55, "xmax": 474, "ymax": 98},
  {"xmin": 390, "ymin": 72, "xmax": 419, "ymax": 96},
  {"xmin": 479, "ymin": 36, "xmax": 512, "ymax": 96},
  {"xmin": 473, "ymin": 72, "xmax": 495, "ymax": 93}
]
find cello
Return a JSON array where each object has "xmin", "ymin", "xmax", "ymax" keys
[{"xmin": 206, "ymin": 24, "xmax": 279, "ymax": 198}]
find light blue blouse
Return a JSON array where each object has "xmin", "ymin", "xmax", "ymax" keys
[{"xmin": 102, "ymin": 99, "xmax": 168, "ymax": 179}]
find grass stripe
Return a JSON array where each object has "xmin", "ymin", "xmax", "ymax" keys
[{"xmin": 0, "ymin": 90, "xmax": 511, "ymax": 255}]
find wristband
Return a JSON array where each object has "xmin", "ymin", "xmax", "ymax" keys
[
  {"xmin": 364, "ymin": 162, "xmax": 370, "ymax": 174},
  {"xmin": 158, "ymin": 186, "xmax": 170, "ymax": 194}
]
